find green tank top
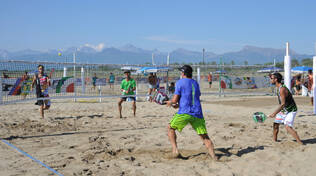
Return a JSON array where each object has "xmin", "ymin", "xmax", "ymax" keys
[{"xmin": 277, "ymin": 84, "xmax": 297, "ymax": 112}]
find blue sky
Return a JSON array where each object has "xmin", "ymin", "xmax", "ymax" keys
[{"xmin": 0, "ymin": 0, "xmax": 315, "ymax": 54}]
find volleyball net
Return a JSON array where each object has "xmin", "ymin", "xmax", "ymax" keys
[{"xmin": 0, "ymin": 60, "xmax": 274, "ymax": 105}]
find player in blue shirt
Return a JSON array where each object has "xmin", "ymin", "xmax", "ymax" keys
[{"xmin": 166, "ymin": 65, "xmax": 218, "ymax": 160}]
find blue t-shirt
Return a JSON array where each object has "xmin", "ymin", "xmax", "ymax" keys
[{"xmin": 175, "ymin": 78, "xmax": 203, "ymax": 119}]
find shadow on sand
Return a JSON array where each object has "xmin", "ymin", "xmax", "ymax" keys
[
  {"xmin": 54, "ymin": 114, "xmax": 103, "ymax": 120},
  {"xmin": 302, "ymin": 138, "xmax": 316, "ymax": 145},
  {"xmin": 171, "ymin": 145, "xmax": 266, "ymax": 161},
  {"xmin": 216, "ymin": 146, "xmax": 265, "ymax": 158}
]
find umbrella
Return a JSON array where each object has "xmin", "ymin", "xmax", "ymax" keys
[
  {"xmin": 291, "ymin": 66, "xmax": 312, "ymax": 73},
  {"xmin": 257, "ymin": 67, "xmax": 283, "ymax": 73},
  {"xmin": 121, "ymin": 66, "xmax": 142, "ymax": 71},
  {"xmin": 136, "ymin": 67, "xmax": 173, "ymax": 74}
]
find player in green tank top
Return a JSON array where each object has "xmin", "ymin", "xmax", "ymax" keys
[{"xmin": 269, "ymin": 73, "xmax": 303, "ymax": 145}]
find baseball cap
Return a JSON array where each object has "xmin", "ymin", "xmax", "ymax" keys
[
  {"xmin": 124, "ymin": 70, "xmax": 131, "ymax": 74},
  {"xmin": 178, "ymin": 65, "xmax": 193, "ymax": 74}
]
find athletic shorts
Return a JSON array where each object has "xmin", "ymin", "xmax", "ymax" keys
[
  {"xmin": 209, "ymin": 81, "xmax": 212, "ymax": 85},
  {"xmin": 35, "ymin": 94, "xmax": 51, "ymax": 107},
  {"xmin": 121, "ymin": 96, "xmax": 136, "ymax": 102},
  {"xmin": 169, "ymin": 113, "xmax": 207, "ymax": 134},
  {"xmin": 274, "ymin": 111, "xmax": 297, "ymax": 127},
  {"xmin": 148, "ymin": 84, "xmax": 155, "ymax": 89},
  {"xmin": 308, "ymin": 90, "xmax": 314, "ymax": 98}
]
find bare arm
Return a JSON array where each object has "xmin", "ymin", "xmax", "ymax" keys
[
  {"xmin": 47, "ymin": 77, "xmax": 51, "ymax": 87},
  {"xmin": 31, "ymin": 75, "xmax": 36, "ymax": 90},
  {"xmin": 166, "ymin": 94, "xmax": 180, "ymax": 109}
]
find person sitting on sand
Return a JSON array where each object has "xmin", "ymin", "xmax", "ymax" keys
[
  {"xmin": 166, "ymin": 65, "xmax": 218, "ymax": 160},
  {"xmin": 294, "ymin": 74, "xmax": 302, "ymax": 95},
  {"xmin": 118, "ymin": 70, "xmax": 136, "ymax": 118},
  {"xmin": 268, "ymin": 72, "xmax": 303, "ymax": 145}
]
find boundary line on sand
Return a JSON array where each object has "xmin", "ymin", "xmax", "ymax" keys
[{"xmin": 1, "ymin": 139, "xmax": 63, "ymax": 176}]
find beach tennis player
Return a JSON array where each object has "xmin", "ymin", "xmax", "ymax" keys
[
  {"xmin": 109, "ymin": 72, "xmax": 115, "ymax": 89},
  {"xmin": 269, "ymin": 72, "xmax": 303, "ymax": 144},
  {"xmin": 118, "ymin": 70, "xmax": 136, "ymax": 118},
  {"xmin": 31, "ymin": 65, "xmax": 51, "ymax": 118},
  {"xmin": 166, "ymin": 65, "xmax": 218, "ymax": 160},
  {"xmin": 147, "ymin": 73, "xmax": 157, "ymax": 102}
]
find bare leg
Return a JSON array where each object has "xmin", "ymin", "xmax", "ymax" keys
[
  {"xmin": 167, "ymin": 125, "xmax": 179, "ymax": 156},
  {"xmin": 199, "ymin": 134, "xmax": 218, "ymax": 160},
  {"xmin": 43, "ymin": 100, "xmax": 50, "ymax": 110},
  {"xmin": 40, "ymin": 105, "xmax": 44, "ymax": 118},
  {"xmin": 132, "ymin": 101, "xmax": 136, "ymax": 117},
  {"xmin": 273, "ymin": 123, "xmax": 279, "ymax": 142},
  {"xmin": 285, "ymin": 125, "xmax": 303, "ymax": 145},
  {"xmin": 148, "ymin": 88, "xmax": 153, "ymax": 102},
  {"xmin": 118, "ymin": 99, "xmax": 124, "ymax": 118}
]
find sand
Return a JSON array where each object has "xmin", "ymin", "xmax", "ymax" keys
[{"xmin": 1, "ymin": 94, "xmax": 316, "ymax": 176}]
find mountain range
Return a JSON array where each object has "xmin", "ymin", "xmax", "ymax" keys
[{"xmin": 0, "ymin": 44, "xmax": 313, "ymax": 65}]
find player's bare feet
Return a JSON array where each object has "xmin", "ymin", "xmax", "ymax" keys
[{"xmin": 211, "ymin": 154, "xmax": 219, "ymax": 161}]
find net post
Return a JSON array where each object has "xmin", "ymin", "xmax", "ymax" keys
[
  {"xmin": 81, "ymin": 66, "xmax": 85, "ymax": 94},
  {"xmin": 313, "ymin": 55, "xmax": 316, "ymax": 114},
  {"xmin": 135, "ymin": 79, "xmax": 138, "ymax": 101},
  {"xmin": 63, "ymin": 67, "xmax": 67, "ymax": 77},
  {"xmin": 218, "ymin": 58, "xmax": 222, "ymax": 97},
  {"xmin": 197, "ymin": 67, "xmax": 201, "ymax": 86},
  {"xmin": 73, "ymin": 53, "xmax": 77, "ymax": 102},
  {"xmin": 98, "ymin": 85, "xmax": 102, "ymax": 103},
  {"xmin": 0, "ymin": 71, "xmax": 3, "ymax": 105}
]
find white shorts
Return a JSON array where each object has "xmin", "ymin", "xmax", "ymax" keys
[
  {"xmin": 148, "ymin": 84, "xmax": 155, "ymax": 89},
  {"xmin": 308, "ymin": 90, "xmax": 314, "ymax": 98},
  {"xmin": 274, "ymin": 111, "xmax": 297, "ymax": 127}
]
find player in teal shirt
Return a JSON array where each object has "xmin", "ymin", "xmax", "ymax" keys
[
  {"xmin": 109, "ymin": 72, "xmax": 115, "ymax": 89},
  {"xmin": 118, "ymin": 70, "xmax": 136, "ymax": 118}
]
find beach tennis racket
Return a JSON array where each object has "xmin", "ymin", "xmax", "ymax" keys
[{"xmin": 252, "ymin": 112, "xmax": 267, "ymax": 123}]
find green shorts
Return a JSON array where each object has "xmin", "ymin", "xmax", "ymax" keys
[{"xmin": 169, "ymin": 113, "xmax": 207, "ymax": 134}]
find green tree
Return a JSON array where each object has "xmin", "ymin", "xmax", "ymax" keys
[
  {"xmin": 210, "ymin": 61, "xmax": 216, "ymax": 65},
  {"xmin": 264, "ymin": 62, "xmax": 273, "ymax": 66},
  {"xmin": 301, "ymin": 58, "xmax": 312, "ymax": 66},
  {"xmin": 231, "ymin": 60, "xmax": 235, "ymax": 65},
  {"xmin": 291, "ymin": 59, "xmax": 299, "ymax": 67},
  {"xmin": 276, "ymin": 62, "xmax": 284, "ymax": 68},
  {"xmin": 244, "ymin": 60, "xmax": 248, "ymax": 66}
]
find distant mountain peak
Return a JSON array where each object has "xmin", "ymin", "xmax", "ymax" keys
[
  {"xmin": 78, "ymin": 43, "xmax": 106, "ymax": 52},
  {"xmin": 0, "ymin": 44, "xmax": 312, "ymax": 64},
  {"xmin": 119, "ymin": 44, "xmax": 147, "ymax": 53}
]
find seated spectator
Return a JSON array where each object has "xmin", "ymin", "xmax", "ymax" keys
[
  {"xmin": 294, "ymin": 74, "xmax": 302, "ymax": 95},
  {"xmin": 168, "ymin": 82, "xmax": 175, "ymax": 94}
]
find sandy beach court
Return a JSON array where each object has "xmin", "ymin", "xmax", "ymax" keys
[{"xmin": 1, "ymin": 95, "xmax": 316, "ymax": 176}]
